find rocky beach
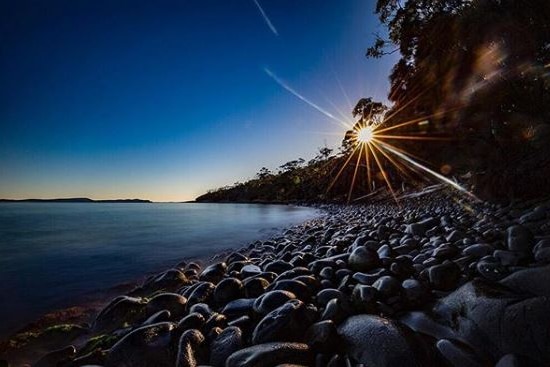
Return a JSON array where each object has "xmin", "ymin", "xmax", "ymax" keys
[{"xmin": 2, "ymin": 189, "xmax": 550, "ymax": 366}]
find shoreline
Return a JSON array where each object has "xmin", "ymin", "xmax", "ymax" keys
[
  {"xmin": 0, "ymin": 206, "xmax": 328, "ymax": 365},
  {"xmin": 2, "ymin": 193, "xmax": 550, "ymax": 366}
]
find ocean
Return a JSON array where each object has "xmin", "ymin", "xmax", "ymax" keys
[{"xmin": 0, "ymin": 202, "xmax": 319, "ymax": 337}]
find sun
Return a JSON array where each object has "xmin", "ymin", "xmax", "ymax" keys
[{"xmin": 356, "ymin": 126, "xmax": 375, "ymax": 143}]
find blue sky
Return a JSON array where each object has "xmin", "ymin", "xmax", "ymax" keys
[{"xmin": 0, "ymin": 0, "xmax": 397, "ymax": 201}]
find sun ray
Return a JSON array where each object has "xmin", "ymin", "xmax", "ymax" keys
[
  {"xmin": 375, "ymin": 134, "xmax": 453, "ymax": 141},
  {"xmin": 347, "ymin": 143, "xmax": 364, "ymax": 203},
  {"xmin": 377, "ymin": 140, "xmax": 476, "ymax": 198},
  {"xmin": 326, "ymin": 144, "xmax": 360, "ymax": 193},
  {"xmin": 264, "ymin": 68, "xmax": 353, "ymax": 130},
  {"xmin": 370, "ymin": 141, "xmax": 416, "ymax": 184},
  {"xmin": 365, "ymin": 142, "xmax": 372, "ymax": 192},
  {"xmin": 369, "ymin": 142, "xmax": 398, "ymax": 202}
]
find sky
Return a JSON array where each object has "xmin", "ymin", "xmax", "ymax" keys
[{"xmin": 0, "ymin": 0, "xmax": 398, "ymax": 201}]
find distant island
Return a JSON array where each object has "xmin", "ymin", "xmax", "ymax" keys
[{"xmin": 0, "ymin": 198, "xmax": 152, "ymax": 203}]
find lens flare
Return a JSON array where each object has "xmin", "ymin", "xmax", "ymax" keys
[{"xmin": 356, "ymin": 126, "xmax": 374, "ymax": 143}]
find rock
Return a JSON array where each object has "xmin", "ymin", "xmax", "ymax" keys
[
  {"xmin": 187, "ymin": 282, "xmax": 215, "ymax": 305},
  {"xmin": 506, "ymin": 225, "xmax": 534, "ymax": 253},
  {"xmin": 33, "ymin": 346, "xmax": 76, "ymax": 367},
  {"xmin": 304, "ymin": 320, "xmax": 339, "ymax": 352},
  {"xmin": 315, "ymin": 289, "xmax": 343, "ymax": 307},
  {"xmin": 221, "ymin": 298, "xmax": 256, "ymax": 318},
  {"xmin": 252, "ymin": 300, "xmax": 308, "ymax": 344},
  {"xmin": 213, "ymin": 277, "xmax": 244, "ymax": 306},
  {"xmin": 268, "ymin": 280, "xmax": 311, "ymax": 301},
  {"xmin": 351, "ymin": 285, "xmax": 377, "ymax": 313},
  {"xmin": 406, "ymin": 217, "xmax": 438, "ymax": 236},
  {"xmin": 265, "ymin": 260, "xmax": 293, "ymax": 274},
  {"xmin": 428, "ymin": 261, "xmax": 460, "ymax": 291},
  {"xmin": 226, "ymin": 343, "xmax": 313, "ymax": 367},
  {"xmin": 105, "ymin": 322, "xmax": 177, "ymax": 367},
  {"xmin": 243, "ymin": 277, "xmax": 270, "ymax": 298},
  {"xmin": 499, "ymin": 264, "xmax": 550, "ymax": 297},
  {"xmin": 476, "ymin": 259, "xmax": 508, "ymax": 281},
  {"xmin": 210, "ymin": 326, "xmax": 243, "ymax": 367},
  {"xmin": 372, "ymin": 275, "xmax": 401, "ymax": 298},
  {"xmin": 337, "ymin": 315, "xmax": 428, "ymax": 367},
  {"xmin": 176, "ymin": 329, "xmax": 205, "ymax": 367},
  {"xmin": 435, "ymin": 339, "xmax": 485, "ymax": 367},
  {"xmin": 93, "ymin": 296, "xmax": 147, "ymax": 332},
  {"xmin": 432, "ymin": 279, "xmax": 550, "ymax": 365},
  {"xmin": 142, "ymin": 309, "xmax": 171, "ymax": 326},
  {"xmin": 241, "ymin": 264, "xmax": 262, "ymax": 278},
  {"xmin": 177, "ymin": 312, "xmax": 205, "ymax": 331},
  {"xmin": 432, "ymin": 244, "xmax": 459, "ymax": 260},
  {"xmin": 493, "ymin": 250, "xmax": 525, "ymax": 267},
  {"xmin": 348, "ymin": 247, "xmax": 380, "ymax": 272},
  {"xmin": 401, "ymin": 279, "xmax": 429, "ymax": 305},
  {"xmin": 199, "ymin": 262, "xmax": 227, "ymax": 284},
  {"xmin": 146, "ymin": 293, "xmax": 187, "ymax": 319},
  {"xmin": 253, "ymin": 290, "xmax": 296, "ymax": 315},
  {"xmin": 533, "ymin": 239, "xmax": 550, "ymax": 263},
  {"xmin": 462, "ymin": 244, "xmax": 493, "ymax": 258},
  {"xmin": 139, "ymin": 269, "xmax": 190, "ymax": 294}
]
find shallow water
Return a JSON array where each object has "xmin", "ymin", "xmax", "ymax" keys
[{"xmin": 0, "ymin": 202, "xmax": 319, "ymax": 337}]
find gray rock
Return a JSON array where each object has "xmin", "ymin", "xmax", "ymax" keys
[
  {"xmin": 432, "ymin": 279, "xmax": 550, "ymax": 365},
  {"xmin": 348, "ymin": 247, "xmax": 380, "ymax": 272},
  {"xmin": 428, "ymin": 261, "xmax": 460, "ymax": 290},
  {"xmin": 337, "ymin": 315, "xmax": 427, "ymax": 367}
]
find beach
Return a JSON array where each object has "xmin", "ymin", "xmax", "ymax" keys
[{"xmin": 2, "ymin": 190, "xmax": 550, "ymax": 366}]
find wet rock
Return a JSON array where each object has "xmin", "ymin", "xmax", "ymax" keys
[
  {"xmin": 187, "ymin": 282, "xmax": 215, "ymax": 306},
  {"xmin": 348, "ymin": 247, "xmax": 380, "ymax": 272},
  {"xmin": 142, "ymin": 309, "xmax": 171, "ymax": 326},
  {"xmin": 226, "ymin": 343, "xmax": 313, "ymax": 367},
  {"xmin": 241, "ymin": 264, "xmax": 262, "ymax": 278},
  {"xmin": 252, "ymin": 300, "xmax": 309, "ymax": 344},
  {"xmin": 533, "ymin": 239, "xmax": 550, "ymax": 263},
  {"xmin": 304, "ymin": 320, "xmax": 339, "ymax": 352},
  {"xmin": 213, "ymin": 277, "xmax": 244, "ymax": 306},
  {"xmin": 139, "ymin": 269, "xmax": 190, "ymax": 294},
  {"xmin": 243, "ymin": 277, "xmax": 270, "ymax": 298},
  {"xmin": 177, "ymin": 312, "xmax": 206, "ymax": 331},
  {"xmin": 199, "ymin": 262, "xmax": 227, "ymax": 284},
  {"xmin": 93, "ymin": 296, "xmax": 147, "ymax": 332},
  {"xmin": 146, "ymin": 293, "xmax": 187, "ymax": 319},
  {"xmin": 253, "ymin": 290, "xmax": 296, "ymax": 315},
  {"xmin": 105, "ymin": 322, "xmax": 177, "ymax": 367},
  {"xmin": 315, "ymin": 289, "xmax": 343, "ymax": 307},
  {"xmin": 337, "ymin": 315, "xmax": 428, "ymax": 367},
  {"xmin": 210, "ymin": 326, "xmax": 243, "ymax": 367},
  {"xmin": 268, "ymin": 280, "xmax": 311, "ymax": 301},
  {"xmin": 176, "ymin": 329, "xmax": 205, "ymax": 367},
  {"xmin": 265, "ymin": 260, "xmax": 293, "ymax": 274},
  {"xmin": 221, "ymin": 298, "xmax": 256, "ymax": 318}
]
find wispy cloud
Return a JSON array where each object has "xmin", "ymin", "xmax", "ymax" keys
[{"xmin": 252, "ymin": 0, "xmax": 279, "ymax": 36}]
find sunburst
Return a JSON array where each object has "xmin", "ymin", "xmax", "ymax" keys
[{"xmin": 265, "ymin": 68, "xmax": 476, "ymax": 203}]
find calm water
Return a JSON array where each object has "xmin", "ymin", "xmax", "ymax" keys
[{"xmin": 0, "ymin": 203, "xmax": 319, "ymax": 337}]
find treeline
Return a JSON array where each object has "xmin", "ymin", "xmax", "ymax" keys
[{"xmin": 198, "ymin": 0, "xmax": 550, "ymax": 203}]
